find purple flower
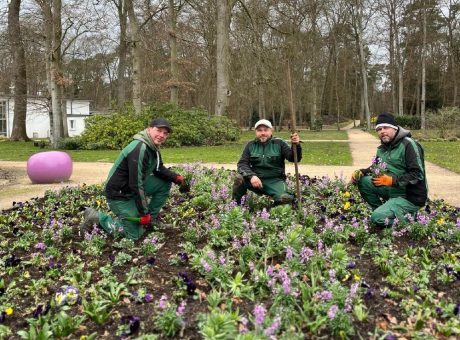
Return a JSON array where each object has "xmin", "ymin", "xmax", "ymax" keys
[
  {"xmin": 179, "ymin": 252, "xmax": 188, "ymax": 262},
  {"xmin": 201, "ymin": 259, "xmax": 212, "ymax": 272},
  {"xmin": 146, "ymin": 256, "xmax": 156, "ymax": 265},
  {"xmin": 120, "ymin": 315, "xmax": 140, "ymax": 337},
  {"xmin": 317, "ymin": 290, "xmax": 333, "ymax": 300},
  {"xmin": 176, "ymin": 301, "xmax": 186, "ymax": 316},
  {"xmin": 253, "ymin": 304, "xmax": 266, "ymax": 326},
  {"xmin": 144, "ymin": 293, "xmax": 153, "ymax": 303},
  {"xmin": 327, "ymin": 304, "xmax": 338, "ymax": 319},
  {"xmin": 329, "ymin": 269, "xmax": 336, "ymax": 282},
  {"xmin": 34, "ymin": 242, "xmax": 47, "ymax": 251},
  {"xmin": 239, "ymin": 316, "xmax": 248, "ymax": 334},
  {"xmin": 264, "ymin": 316, "xmax": 281, "ymax": 336},
  {"xmin": 159, "ymin": 295, "xmax": 168, "ymax": 310},
  {"xmin": 456, "ymin": 217, "xmax": 460, "ymax": 228},
  {"xmin": 286, "ymin": 247, "xmax": 293, "ymax": 260},
  {"xmin": 300, "ymin": 247, "xmax": 314, "ymax": 263},
  {"xmin": 346, "ymin": 261, "xmax": 356, "ymax": 269},
  {"xmin": 259, "ymin": 208, "xmax": 270, "ymax": 220}
]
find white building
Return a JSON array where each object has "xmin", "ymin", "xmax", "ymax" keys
[{"xmin": 0, "ymin": 95, "xmax": 91, "ymax": 138}]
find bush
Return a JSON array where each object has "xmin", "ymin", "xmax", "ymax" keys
[
  {"xmin": 79, "ymin": 104, "xmax": 240, "ymax": 149},
  {"xmin": 426, "ymin": 107, "xmax": 460, "ymax": 138},
  {"xmin": 394, "ymin": 115, "xmax": 421, "ymax": 130},
  {"xmin": 57, "ymin": 136, "xmax": 84, "ymax": 150}
]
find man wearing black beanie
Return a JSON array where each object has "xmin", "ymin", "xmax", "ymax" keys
[{"xmin": 350, "ymin": 112, "xmax": 428, "ymax": 227}]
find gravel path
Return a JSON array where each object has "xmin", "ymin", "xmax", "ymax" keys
[{"xmin": 1, "ymin": 127, "xmax": 459, "ymax": 210}]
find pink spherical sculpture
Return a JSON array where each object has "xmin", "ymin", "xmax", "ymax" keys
[{"xmin": 27, "ymin": 151, "xmax": 73, "ymax": 184}]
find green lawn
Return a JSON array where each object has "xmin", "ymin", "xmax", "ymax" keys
[
  {"xmin": 0, "ymin": 138, "xmax": 352, "ymax": 165},
  {"xmin": 420, "ymin": 141, "xmax": 460, "ymax": 174},
  {"xmin": 240, "ymin": 130, "xmax": 348, "ymax": 141}
]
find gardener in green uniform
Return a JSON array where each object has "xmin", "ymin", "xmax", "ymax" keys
[
  {"xmin": 81, "ymin": 118, "xmax": 186, "ymax": 240},
  {"xmin": 351, "ymin": 112, "xmax": 428, "ymax": 227},
  {"xmin": 232, "ymin": 119, "xmax": 302, "ymax": 205}
]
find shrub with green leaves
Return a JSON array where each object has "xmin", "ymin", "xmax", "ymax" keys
[{"xmin": 79, "ymin": 103, "xmax": 240, "ymax": 149}]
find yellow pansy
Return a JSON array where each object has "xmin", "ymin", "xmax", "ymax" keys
[
  {"xmin": 5, "ymin": 307, "xmax": 13, "ymax": 315},
  {"xmin": 437, "ymin": 218, "xmax": 444, "ymax": 225},
  {"xmin": 344, "ymin": 202, "xmax": 351, "ymax": 210},
  {"xmin": 353, "ymin": 274, "xmax": 360, "ymax": 281},
  {"xmin": 23, "ymin": 271, "xmax": 30, "ymax": 279},
  {"xmin": 343, "ymin": 191, "xmax": 350, "ymax": 198}
]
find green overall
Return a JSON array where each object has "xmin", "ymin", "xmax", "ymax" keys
[
  {"xmin": 357, "ymin": 130, "xmax": 427, "ymax": 227},
  {"xmin": 233, "ymin": 137, "xmax": 301, "ymax": 204},
  {"xmin": 358, "ymin": 176, "xmax": 419, "ymax": 226},
  {"xmin": 99, "ymin": 175, "xmax": 171, "ymax": 240}
]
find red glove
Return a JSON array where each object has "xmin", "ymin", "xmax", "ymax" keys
[
  {"xmin": 175, "ymin": 175, "xmax": 185, "ymax": 185},
  {"xmin": 372, "ymin": 175, "xmax": 393, "ymax": 187},
  {"xmin": 139, "ymin": 214, "xmax": 151, "ymax": 225}
]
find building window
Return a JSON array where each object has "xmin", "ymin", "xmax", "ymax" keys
[
  {"xmin": 0, "ymin": 100, "xmax": 6, "ymax": 136},
  {"xmin": 69, "ymin": 119, "xmax": 76, "ymax": 130}
]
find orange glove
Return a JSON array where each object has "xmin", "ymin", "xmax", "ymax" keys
[
  {"xmin": 350, "ymin": 170, "xmax": 363, "ymax": 184},
  {"xmin": 372, "ymin": 175, "xmax": 393, "ymax": 187}
]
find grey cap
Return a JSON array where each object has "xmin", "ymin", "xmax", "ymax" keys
[{"xmin": 150, "ymin": 118, "xmax": 172, "ymax": 132}]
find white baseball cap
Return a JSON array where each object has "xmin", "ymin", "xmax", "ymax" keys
[{"xmin": 254, "ymin": 119, "xmax": 273, "ymax": 129}]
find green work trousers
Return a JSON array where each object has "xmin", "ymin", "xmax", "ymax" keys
[
  {"xmin": 232, "ymin": 176, "xmax": 292, "ymax": 204},
  {"xmin": 357, "ymin": 176, "xmax": 420, "ymax": 227},
  {"xmin": 99, "ymin": 175, "xmax": 171, "ymax": 240}
]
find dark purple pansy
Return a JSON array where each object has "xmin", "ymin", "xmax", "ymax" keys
[
  {"xmin": 364, "ymin": 288, "xmax": 374, "ymax": 298},
  {"xmin": 178, "ymin": 272, "xmax": 196, "ymax": 295},
  {"xmin": 346, "ymin": 262, "xmax": 356, "ymax": 269},
  {"xmin": 0, "ymin": 311, "xmax": 5, "ymax": 323},
  {"xmin": 32, "ymin": 302, "xmax": 50, "ymax": 319},
  {"xmin": 412, "ymin": 285, "xmax": 420, "ymax": 293},
  {"xmin": 444, "ymin": 265, "xmax": 453, "ymax": 274},
  {"xmin": 108, "ymin": 254, "xmax": 115, "ymax": 263},
  {"xmin": 5, "ymin": 254, "xmax": 21, "ymax": 267},
  {"xmin": 146, "ymin": 256, "xmax": 156, "ymax": 265},
  {"xmin": 179, "ymin": 252, "xmax": 189, "ymax": 263},
  {"xmin": 384, "ymin": 335, "xmax": 396, "ymax": 340},
  {"xmin": 435, "ymin": 307, "xmax": 443, "ymax": 316},
  {"xmin": 454, "ymin": 303, "xmax": 460, "ymax": 315},
  {"xmin": 120, "ymin": 315, "xmax": 140, "ymax": 337},
  {"xmin": 144, "ymin": 293, "xmax": 153, "ymax": 303}
]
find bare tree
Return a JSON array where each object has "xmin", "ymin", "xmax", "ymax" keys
[
  {"xmin": 215, "ymin": 0, "xmax": 237, "ymax": 116},
  {"xmin": 347, "ymin": 0, "xmax": 372, "ymax": 129},
  {"xmin": 8, "ymin": 0, "xmax": 29, "ymax": 141}
]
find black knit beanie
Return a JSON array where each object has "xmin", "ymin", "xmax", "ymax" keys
[{"xmin": 375, "ymin": 112, "xmax": 398, "ymax": 130}]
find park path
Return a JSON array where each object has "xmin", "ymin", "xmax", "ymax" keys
[{"xmin": 1, "ymin": 124, "xmax": 460, "ymax": 210}]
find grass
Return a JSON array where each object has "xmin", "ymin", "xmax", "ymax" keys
[
  {"xmin": 420, "ymin": 141, "xmax": 460, "ymax": 174},
  {"xmin": 240, "ymin": 130, "xmax": 348, "ymax": 141},
  {"xmin": 0, "ymin": 139, "xmax": 352, "ymax": 165}
]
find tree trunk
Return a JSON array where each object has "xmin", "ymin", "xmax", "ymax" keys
[
  {"xmin": 38, "ymin": 0, "xmax": 64, "ymax": 146},
  {"xmin": 215, "ymin": 0, "xmax": 234, "ymax": 116},
  {"xmin": 114, "ymin": 0, "xmax": 128, "ymax": 108},
  {"xmin": 169, "ymin": 0, "xmax": 179, "ymax": 104},
  {"xmin": 420, "ymin": 1, "xmax": 427, "ymax": 130},
  {"xmin": 126, "ymin": 0, "xmax": 142, "ymax": 113},
  {"xmin": 8, "ymin": 0, "xmax": 29, "ymax": 141}
]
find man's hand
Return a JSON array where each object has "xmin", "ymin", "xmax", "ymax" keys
[
  {"xmin": 350, "ymin": 170, "xmax": 363, "ymax": 184},
  {"xmin": 250, "ymin": 176, "xmax": 263, "ymax": 189},
  {"xmin": 139, "ymin": 214, "xmax": 151, "ymax": 225},
  {"xmin": 291, "ymin": 133, "xmax": 300, "ymax": 144},
  {"xmin": 372, "ymin": 175, "xmax": 393, "ymax": 187},
  {"xmin": 174, "ymin": 175, "xmax": 185, "ymax": 185}
]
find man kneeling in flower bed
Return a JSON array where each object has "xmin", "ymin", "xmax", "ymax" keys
[
  {"xmin": 351, "ymin": 112, "xmax": 428, "ymax": 227},
  {"xmin": 81, "ymin": 118, "xmax": 188, "ymax": 240},
  {"xmin": 233, "ymin": 119, "xmax": 301, "ymax": 205}
]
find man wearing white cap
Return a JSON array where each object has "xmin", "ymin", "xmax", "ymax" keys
[
  {"xmin": 232, "ymin": 119, "xmax": 301, "ymax": 205},
  {"xmin": 351, "ymin": 112, "xmax": 427, "ymax": 227}
]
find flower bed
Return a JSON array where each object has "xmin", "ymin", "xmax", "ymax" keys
[{"xmin": 0, "ymin": 164, "xmax": 459, "ymax": 338}]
